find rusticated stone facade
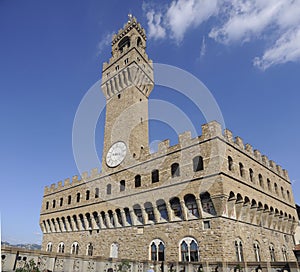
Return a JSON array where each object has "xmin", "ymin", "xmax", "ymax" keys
[{"xmin": 39, "ymin": 17, "xmax": 298, "ymax": 264}]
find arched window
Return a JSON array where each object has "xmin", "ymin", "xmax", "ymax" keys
[
  {"xmin": 249, "ymin": 169, "xmax": 254, "ymax": 182},
  {"xmin": 110, "ymin": 243, "xmax": 119, "ymax": 258},
  {"xmin": 71, "ymin": 242, "xmax": 79, "ymax": 255},
  {"xmin": 107, "ymin": 184, "xmax": 112, "ymax": 195},
  {"xmin": 59, "ymin": 197, "xmax": 63, "ymax": 207},
  {"xmin": 87, "ymin": 243, "xmax": 93, "ymax": 256},
  {"xmin": 171, "ymin": 163, "xmax": 180, "ymax": 177},
  {"xmin": 258, "ymin": 174, "xmax": 264, "ymax": 188},
  {"xmin": 152, "ymin": 169, "xmax": 159, "ymax": 183},
  {"xmin": 179, "ymin": 237, "xmax": 199, "ymax": 262},
  {"xmin": 52, "ymin": 200, "xmax": 56, "ymax": 208},
  {"xmin": 145, "ymin": 202, "xmax": 155, "ymax": 221},
  {"xmin": 149, "ymin": 239, "xmax": 165, "ymax": 261},
  {"xmin": 193, "ymin": 156, "xmax": 203, "ymax": 172},
  {"xmin": 235, "ymin": 239, "xmax": 243, "ymax": 262},
  {"xmin": 95, "ymin": 188, "xmax": 99, "ymax": 198},
  {"xmin": 269, "ymin": 244, "xmax": 275, "ymax": 261},
  {"xmin": 170, "ymin": 197, "xmax": 182, "ymax": 218},
  {"xmin": 46, "ymin": 242, "xmax": 52, "ymax": 252},
  {"xmin": 267, "ymin": 179, "xmax": 271, "ymax": 191},
  {"xmin": 137, "ymin": 37, "xmax": 142, "ymax": 47},
  {"xmin": 228, "ymin": 156, "xmax": 233, "ymax": 171},
  {"xmin": 200, "ymin": 192, "xmax": 216, "ymax": 215},
  {"xmin": 157, "ymin": 199, "xmax": 168, "ymax": 221},
  {"xmin": 287, "ymin": 190, "xmax": 290, "ymax": 201},
  {"xmin": 86, "ymin": 190, "xmax": 90, "ymax": 200},
  {"xmin": 68, "ymin": 195, "xmax": 71, "ymax": 205},
  {"xmin": 118, "ymin": 36, "xmax": 130, "ymax": 53},
  {"xmin": 239, "ymin": 163, "xmax": 244, "ymax": 177},
  {"xmin": 58, "ymin": 242, "xmax": 65, "ymax": 253},
  {"xmin": 184, "ymin": 194, "xmax": 198, "ymax": 217},
  {"xmin": 281, "ymin": 187, "xmax": 285, "ymax": 199},
  {"xmin": 282, "ymin": 246, "xmax": 287, "ymax": 261},
  {"xmin": 120, "ymin": 180, "xmax": 125, "ymax": 192},
  {"xmin": 274, "ymin": 183, "xmax": 278, "ymax": 195},
  {"xmin": 76, "ymin": 193, "xmax": 81, "ymax": 203},
  {"xmin": 133, "ymin": 204, "xmax": 143, "ymax": 224},
  {"xmin": 46, "ymin": 201, "xmax": 49, "ymax": 210},
  {"xmin": 253, "ymin": 241, "xmax": 261, "ymax": 262},
  {"xmin": 135, "ymin": 175, "xmax": 141, "ymax": 187}
]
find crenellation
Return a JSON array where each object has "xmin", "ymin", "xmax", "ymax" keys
[
  {"xmin": 245, "ymin": 143, "xmax": 253, "ymax": 154},
  {"xmin": 64, "ymin": 178, "xmax": 70, "ymax": 186},
  {"xmin": 269, "ymin": 160, "xmax": 276, "ymax": 170},
  {"xmin": 178, "ymin": 131, "xmax": 192, "ymax": 147},
  {"xmin": 50, "ymin": 183, "xmax": 56, "ymax": 190},
  {"xmin": 283, "ymin": 169, "xmax": 289, "ymax": 180},
  {"xmin": 235, "ymin": 136, "xmax": 244, "ymax": 150},
  {"xmin": 158, "ymin": 139, "xmax": 170, "ymax": 154},
  {"xmin": 254, "ymin": 150, "xmax": 262, "ymax": 162},
  {"xmin": 57, "ymin": 181, "xmax": 63, "ymax": 189},
  {"xmin": 276, "ymin": 165, "xmax": 283, "ymax": 176},
  {"xmin": 91, "ymin": 167, "xmax": 99, "ymax": 179},
  {"xmin": 261, "ymin": 155, "xmax": 269, "ymax": 167},
  {"xmin": 81, "ymin": 171, "xmax": 89, "ymax": 181},
  {"xmin": 224, "ymin": 129, "xmax": 233, "ymax": 143},
  {"xmin": 71, "ymin": 175, "xmax": 79, "ymax": 184},
  {"xmin": 201, "ymin": 121, "xmax": 222, "ymax": 140}
]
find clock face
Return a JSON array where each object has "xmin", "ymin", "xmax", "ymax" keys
[{"xmin": 106, "ymin": 141, "xmax": 127, "ymax": 167}]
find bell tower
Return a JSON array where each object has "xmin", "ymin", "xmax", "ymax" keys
[{"xmin": 101, "ymin": 16, "xmax": 154, "ymax": 173}]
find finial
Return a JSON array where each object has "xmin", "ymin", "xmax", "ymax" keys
[{"xmin": 128, "ymin": 13, "xmax": 133, "ymax": 22}]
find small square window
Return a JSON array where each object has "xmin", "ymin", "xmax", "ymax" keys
[{"xmin": 203, "ymin": 220, "xmax": 211, "ymax": 229}]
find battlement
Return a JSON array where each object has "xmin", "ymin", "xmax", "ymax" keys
[{"xmin": 44, "ymin": 121, "xmax": 289, "ymax": 195}]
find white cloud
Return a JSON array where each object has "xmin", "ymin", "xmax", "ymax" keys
[
  {"xmin": 97, "ymin": 32, "xmax": 114, "ymax": 55},
  {"xmin": 200, "ymin": 36, "xmax": 206, "ymax": 58},
  {"xmin": 144, "ymin": 0, "xmax": 300, "ymax": 69},
  {"xmin": 253, "ymin": 27, "xmax": 300, "ymax": 70},
  {"xmin": 146, "ymin": 10, "xmax": 166, "ymax": 40}
]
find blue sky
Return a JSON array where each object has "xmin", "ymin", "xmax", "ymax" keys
[{"xmin": 1, "ymin": 0, "xmax": 300, "ymax": 244}]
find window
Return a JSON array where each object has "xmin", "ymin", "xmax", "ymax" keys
[
  {"xmin": 46, "ymin": 201, "xmax": 49, "ymax": 210},
  {"xmin": 249, "ymin": 169, "xmax": 254, "ymax": 182},
  {"xmin": 239, "ymin": 163, "xmax": 244, "ymax": 177},
  {"xmin": 59, "ymin": 198, "xmax": 63, "ymax": 207},
  {"xmin": 133, "ymin": 204, "xmax": 143, "ymax": 223},
  {"xmin": 95, "ymin": 188, "xmax": 99, "ymax": 198},
  {"xmin": 287, "ymin": 190, "xmax": 290, "ymax": 201},
  {"xmin": 137, "ymin": 37, "xmax": 142, "ymax": 47},
  {"xmin": 110, "ymin": 243, "xmax": 119, "ymax": 258},
  {"xmin": 76, "ymin": 193, "xmax": 80, "ymax": 203},
  {"xmin": 46, "ymin": 242, "xmax": 52, "ymax": 252},
  {"xmin": 228, "ymin": 156, "xmax": 233, "ymax": 171},
  {"xmin": 269, "ymin": 244, "xmax": 276, "ymax": 261},
  {"xmin": 71, "ymin": 242, "xmax": 79, "ymax": 255},
  {"xmin": 145, "ymin": 202, "xmax": 155, "ymax": 221},
  {"xmin": 184, "ymin": 194, "xmax": 198, "ymax": 217},
  {"xmin": 235, "ymin": 239, "xmax": 244, "ymax": 262},
  {"xmin": 193, "ymin": 156, "xmax": 203, "ymax": 172},
  {"xmin": 170, "ymin": 197, "xmax": 182, "ymax": 218},
  {"xmin": 135, "ymin": 175, "xmax": 141, "ymax": 188},
  {"xmin": 179, "ymin": 237, "xmax": 199, "ymax": 262},
  {"xmin": 107, "ymin": 184, "xmax": 112, "ymax": 195},
  {"xmin": 120, "ymin": 180, "xmax": 125, "ymax": 192},
  {"xmin": 152, "ymin": 169, "xmax": 159, "ymax": 183},
  {"xmin": 282, "ymin": 246, "xmax": 287, "ymax": 261},
  {"xmin": 274, "ymin": 183, "xmax": 278, "ymax": 195},
  {"xmin": 253, "ymin": 241, "xmax": 261, "ymax": 262},
  {"xmin": 118, "ymin": 36, "xmax": 130, "ymax": 53},
  {"xmin": 86, "ymin": 190, "xmax": 90, "ymax": 200},
  {"xmin": 58, "ymin": 242, "xmax": 65, "ymax": 253},
  {"xmin": 68, "ymin": 195, "xmax": 71, "ymax": 205},
  {"xmin": 52, "ymin": 200, "xmax": 56, "ymax": 208},
  {"xmin": 200, "ymin": 192, "xmax": 216, "ymax": 216},
  {"xmin": 150, "ymin": 239, "xmax": 165, "ymax": 261},
  {"xmin": 267, "ymin": 179, "xmax": 271, "ymax": 191},
  {"xmin": 171, "ymin": 163, "xmax": 180, "ymax": 177},
  {"xmin": 124, "ymin": 58, "xmax": 129, "ymax": 65},
  {"xmin": 203, "ymin": 220, "xmax": 211, "ymax": 229},
  {"xmin": 115, "ymin": 65, "xmax": 119, "ymax": 71},
  {"xmin": 87, "ymin": 243, "xmax": 93, "ymax": 256},
  {"xmin": 258, "ymin": 174, "xmax": 264, "ymax": 188},
  {"xmin": 281, "ymin": 187, "xmax": 285, "ymax": 199}
]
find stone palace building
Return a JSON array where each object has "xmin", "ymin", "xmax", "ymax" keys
[{"xmin": 39, "ymin": 16, "xmax": 298, "ymax": 264}]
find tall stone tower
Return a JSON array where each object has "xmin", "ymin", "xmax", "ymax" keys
[{"xmin": 101, "ymin": 15, "xmax": 154, "ymax": 173}]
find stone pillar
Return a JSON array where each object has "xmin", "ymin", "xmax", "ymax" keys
[
  {"xmin": 142, "ymin": 208, "xmax": 148, "ymax": 225},
  {"xmin": 65, "ymin": 218, "xmax": 72, "ymax": 232},
  {"xmin": 83, "ymin": 215, "xmax": 90, "ymax": 230},
  {"xmin": 180, "ymin": 200, "xmax": 188, "ymax": 221},
  {"xmin": 40, "ymin": 222, "xmax": 46, "ymax": 233},
  {"xmin": 113, "ymin": 212, "xmax": 121, "ymax": 227},
  {"xmin": 153, "ymin": 205, "xmax": 161, "ymax": 223},
  {"xmin": 99, "ymin": 214, "xmax": 107, "ymax": 229},
  {"xmin": 227, "ymin": 199, "xmax": 236, "ymax": 219},
  {"xmin": 51, "ymin": 220, "xmax": 57, "ymax": 233},
  {"xmin": 129, "ymin": 209, "xmax": 138, "ymax": 225},
  {"xmin": 71, "ymin": 216, "xmax": 79, "ymax": 231},
  {"xmin": 91, "ymin": 215, "xmax": 100, "ymax": 230},
  {"xmin": 235, "ymin": 200, "xmax": 244, "ymax": 221},
  {"xmin": 105, "ymin": 213, "xmax": 112, "ymax": 228},
  {"xmin": 196, "ymin": 198, "xmax": 203, "ymax": 218},
  {"xmin": 121, "ymin": 210, "xmax": 128, "ymax": 226},
  {"xmin": 166, "ymin": 202, "xmax": 174, "ymax": 222}
]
